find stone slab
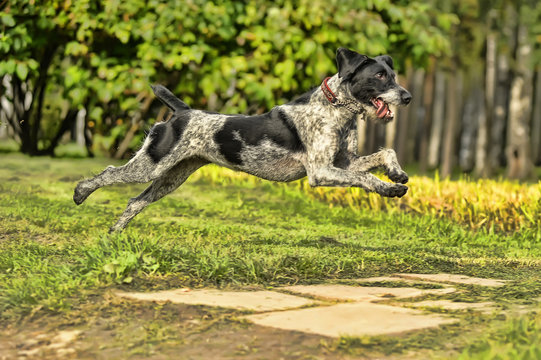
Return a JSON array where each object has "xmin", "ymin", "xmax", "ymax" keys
[
  {"xmin": 408, "ymin": 300, "xmax": 496, "ymax": 313},
  {"xmin": 243, "ymin": 302, "xmax": 457, "ymax": 338},
  {"xmin": 395, "ymin": 273, "xmax": 508, "ymax": 287},
  {"xmin": 281, "ymin": 284, "xmax": 455, "ymax": 302},
  {"xmin": 353, "ymin": 276, "xmax": 450, "ymax": 288},
  {"xmin": 354, "ymin": 276, "xmax": 415, "ymax": 283},
  {"xmin": 115, "ymin": 289, "xmax": 319, "ymax": 312}
]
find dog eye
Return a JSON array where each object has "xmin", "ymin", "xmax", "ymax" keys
[{"xmin": 375, "ymin": 72, "xmax": 386, "ymax": 80}]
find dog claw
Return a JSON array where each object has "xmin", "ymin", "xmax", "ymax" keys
[
  {"xmin": 387, "ymin": 169, "xmax": 409, "ymax": 184},
  {"xmin": 380, "ymin": 183, "xmax": 408, "ymax": 198}
]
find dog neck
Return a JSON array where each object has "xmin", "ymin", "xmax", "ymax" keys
[{"xmin": 320, "ymin": 75, "xmax": 364, "ymax": 114}]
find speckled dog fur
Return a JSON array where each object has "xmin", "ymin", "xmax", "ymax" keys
[{"xmin": 74, "ymin": 48, "xmax": 412, "ymax": 232}]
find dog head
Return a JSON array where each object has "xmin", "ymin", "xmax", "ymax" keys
[{"xmin": 336, "ymin": 48, "xmax": 411, "ymax": 123}]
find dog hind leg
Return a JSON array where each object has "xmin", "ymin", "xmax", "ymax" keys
[
  {"xmin": 73, "ymin": 150, "xmax": 175, "ymax": 205},
  {"xmin": 108, "ymin": 158, "xmax": 208, "ymax": 232}
]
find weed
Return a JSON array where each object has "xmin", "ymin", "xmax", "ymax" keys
[
  {"xmin": 0, "ymin": 154, "xmax": 540, "ymax": 359},
  {"xmin": 458, "ymin": 312, "xmax": 541, "ymax": 360}
]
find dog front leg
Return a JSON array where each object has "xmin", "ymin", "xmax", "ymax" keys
[
  {"xmin": 307, "ymin": 166, "xmax": 408, "ymax": 198},
  {"xmin": 347, "ymin": 148, "xmax": 408, "ymax": 184}
]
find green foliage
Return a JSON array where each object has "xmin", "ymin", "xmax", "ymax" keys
[
  {"xmin": 1, "ymin": 0, "xmax": 455, "ymax": 154},
  {"xmin": 458, "ymin": 314, "xmax": 541, "ymax": 360},
  {"xmin": 1, "ymin": 154, "xmax": 540, "ymax": 357},
  {"xmin": 1, "ymin": 154, "xmax": 539, "ymax": 319}
]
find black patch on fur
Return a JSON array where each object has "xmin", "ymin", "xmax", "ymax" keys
[
  {"xmin": 214, "ymin": 109, "xmax": 304, "ymax": 165},
  {"xmin": 336, "ymin": 48, "xmax": 370, "ymax": 80},
  {"xmin": 375, "ymin": 55, "xmax": 394, "ymax": 70},
  {"xmin": 147, "ymin": 111, "xmax": 190, "ymax": 163},
  {"xmin": 333, "ymin": 150, "xmax": 351, "ymax": 169}
]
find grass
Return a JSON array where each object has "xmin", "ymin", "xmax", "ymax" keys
[
  {"xmin": 0, "ymin": 153, "xmax": 540, "ymax": 358},
  {"xmin": 458, "ymin": 313, "xmax": 541, "ymax": 360}
]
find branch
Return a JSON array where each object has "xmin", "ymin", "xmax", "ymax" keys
[{"xmin": 113, "ymin": 95, "xmax": 154, "ymax": 159}]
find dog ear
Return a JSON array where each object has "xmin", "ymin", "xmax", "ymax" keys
[
  {"xmin": 376, "ymin": 55, "xmax": 394, "ymax": 70},
  {"xmin": 336, "ymin": 48, "xmax": 370, "ymax": 79}
]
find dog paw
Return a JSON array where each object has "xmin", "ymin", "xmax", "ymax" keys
[
  {"xmin": 387, "ymin": 168, "xmax": 409, "ymax": 184},
  {"xmin": 381, "ymin": 183, "xmax": 408, "ymax": 198},
  {"xmin": 73, "ymin": 182, "xmax": 92, "ymax": 205},
  {"xmin": 73, "ymin": 189, "xmax": 85, "ymax": 205}
]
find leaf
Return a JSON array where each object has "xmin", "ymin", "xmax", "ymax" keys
[
  {"xmin": 1, "ymin": 14, "xmax": 15, "ymax": 27},
  {"xmin": 0, "ymin": 60, "xmax": 16, "ymax": 75},
  {"xmin": 115, "ymin": 29, "xmax": 130, "ymax": 44},
  {"xmin": 102, "ymin": 262, "xmax": 117, "ymax": 274},
  {"xmin": 16, "ymin": 63, "xmax": 28, "ymax": 80},
  {"xmin": 65, "ymin": 42, "xmax": 89, "ymax": 56}
]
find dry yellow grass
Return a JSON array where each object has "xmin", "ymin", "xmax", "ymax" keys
[
  {"xmin": 299, "ymin": 175, "xmax": 541, "ymax": 232},
  {"xmin": 196, "ymin": 166, "xmax": 541, "ymax": 232}
]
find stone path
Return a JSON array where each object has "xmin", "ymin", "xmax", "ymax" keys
[
  {"xmin": 244, "ymin": 302, "xmax": 456, "ymax": 338},
  {"xmin": 115, "ymin": 273, "xmax": 506, "ymax": 338},
  {"xmin": 281, "ymin": 284, "xmax": 455, "ymax": 301},
  {"xmin": 394, "ymin": 273, "xmax": 508, "ymax": 287},
  {"xmin": 116, "ymin": 289, "xmax": 320, "ymax": 311}
]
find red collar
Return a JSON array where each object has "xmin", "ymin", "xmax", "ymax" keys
[
  {"xmin": 321, "ymin": 77, "xmax": 337, "ymax": 104},
  {"xmin": 320, "ymin": 77, "xmax": 363, "ymax": 114}
]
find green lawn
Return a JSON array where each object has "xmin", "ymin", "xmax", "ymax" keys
[{"xmin": 0, "ymin": 153, "xmax": 539, "ymax": 359}]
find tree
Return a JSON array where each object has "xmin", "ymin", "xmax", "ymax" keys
[
  {"xmin": 474, "ymin": 9, "xmax": 497, "ymax": 177},
  {"xmin": 426, "ymin": 69, "xmax": 445, "ymax": 169},
  {"xmin": 506, "ymin": 4, "xmax": 535, "ymax": 179},
  {"xmin": 0, "ymin": 0, "xmax": 456, "ymax": 157}
]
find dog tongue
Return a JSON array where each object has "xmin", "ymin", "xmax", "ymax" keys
[{"xmin": 377, "ymin": 102, "xmax": 388, "ymax": 118}]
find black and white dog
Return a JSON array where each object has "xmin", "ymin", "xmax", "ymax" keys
[{"xmin": 74, "ymin": 48, "xmax": 412, "ymax": 232}]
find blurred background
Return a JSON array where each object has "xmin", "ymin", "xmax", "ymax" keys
[{"xmin": 1, "ymin": 0, "xmax": 540, "ymax": 179}]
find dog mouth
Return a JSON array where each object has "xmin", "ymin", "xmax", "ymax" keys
[{"xmin": 370, "ymin": 97, "xmax": 394, "ymax": 120}]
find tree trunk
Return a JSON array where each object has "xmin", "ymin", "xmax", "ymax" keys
[
  {"xmin": 75, "ymin": 108, "xmax": 87, "ymax": 147},
  {"xmin": 475, "ymin": 21, "xmax": 497, "ymax": 177},
  {"xmin": 490, "ymin": 50, "xmax": 511, "ymax": 169},
  {"xmin": 407, "ymin": 69, "xmax": 425, "ymax": 164},
  {"xmin": 356, "ymin": 116, "xmax": 367, "ymax": 155},
  {"xmin": 28, "ymin": 44, "xmax": 58, "ymax": 155},
  {"xmin": 531, "ymin": 68, "xmax": 541, "ymax": 165},
  {"xmin": 418, "ymin": 57, "xmax": 435, "ymax": 173},
  {"xmin": 364, "ymin": 119, "xmax": 377, "ymax": 156},
  {"xmin": 83, "ymin": 101, "xmax": 94, "ymax": 158},
  {"xmin": 427, "ymin": 69, "xmax": 445, "ymax": 168},
  {"xmin": 15, "ymin": 43, "xmax": 58, "ymax": 155},
  {"xmin": 440, "ymin": 69, "xmax": 461, "ymax": 178},
  {"xmin": 385, "ymin": 105, "xmax": 397, "ymax": 150},
  {"xmin": 506, "ymin": 22, "xmax": 535, "ymax": 179},
  {"xmin": 1, "ymin": 75, "xmax": 23, "ymax": 141},
  {"xmin": 460, "ymin": 71, "xmax": 482, "ymax": 173},
  {"xmin": 14, "ymin": 76, "xmax": 33, "ymax": 153},
  {"xmin": 395, "ymin": 71, "xmax": 412, "ymax": 164},
  {"xmin": 40, "ymin": 109, "xmax": 78, "ymax": 156}
]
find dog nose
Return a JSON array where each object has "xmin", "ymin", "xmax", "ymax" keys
[{"xmin": 401, "ymin": 91, "xmax": 412, "ymax": 105}]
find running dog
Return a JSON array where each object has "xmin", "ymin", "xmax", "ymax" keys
[{"xmin": 74, "ymin": 48, "xmax": 412, "ymax": 232}]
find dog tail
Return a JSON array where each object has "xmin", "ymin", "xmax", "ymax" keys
[{"xmin": 151, "ymin": 84, "xmax": 190, "ymax": 112}]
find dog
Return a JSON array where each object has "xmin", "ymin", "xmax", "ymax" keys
[{"xmin": 74, "ymin": 48, "xmax": 412, "ymax": 232}]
